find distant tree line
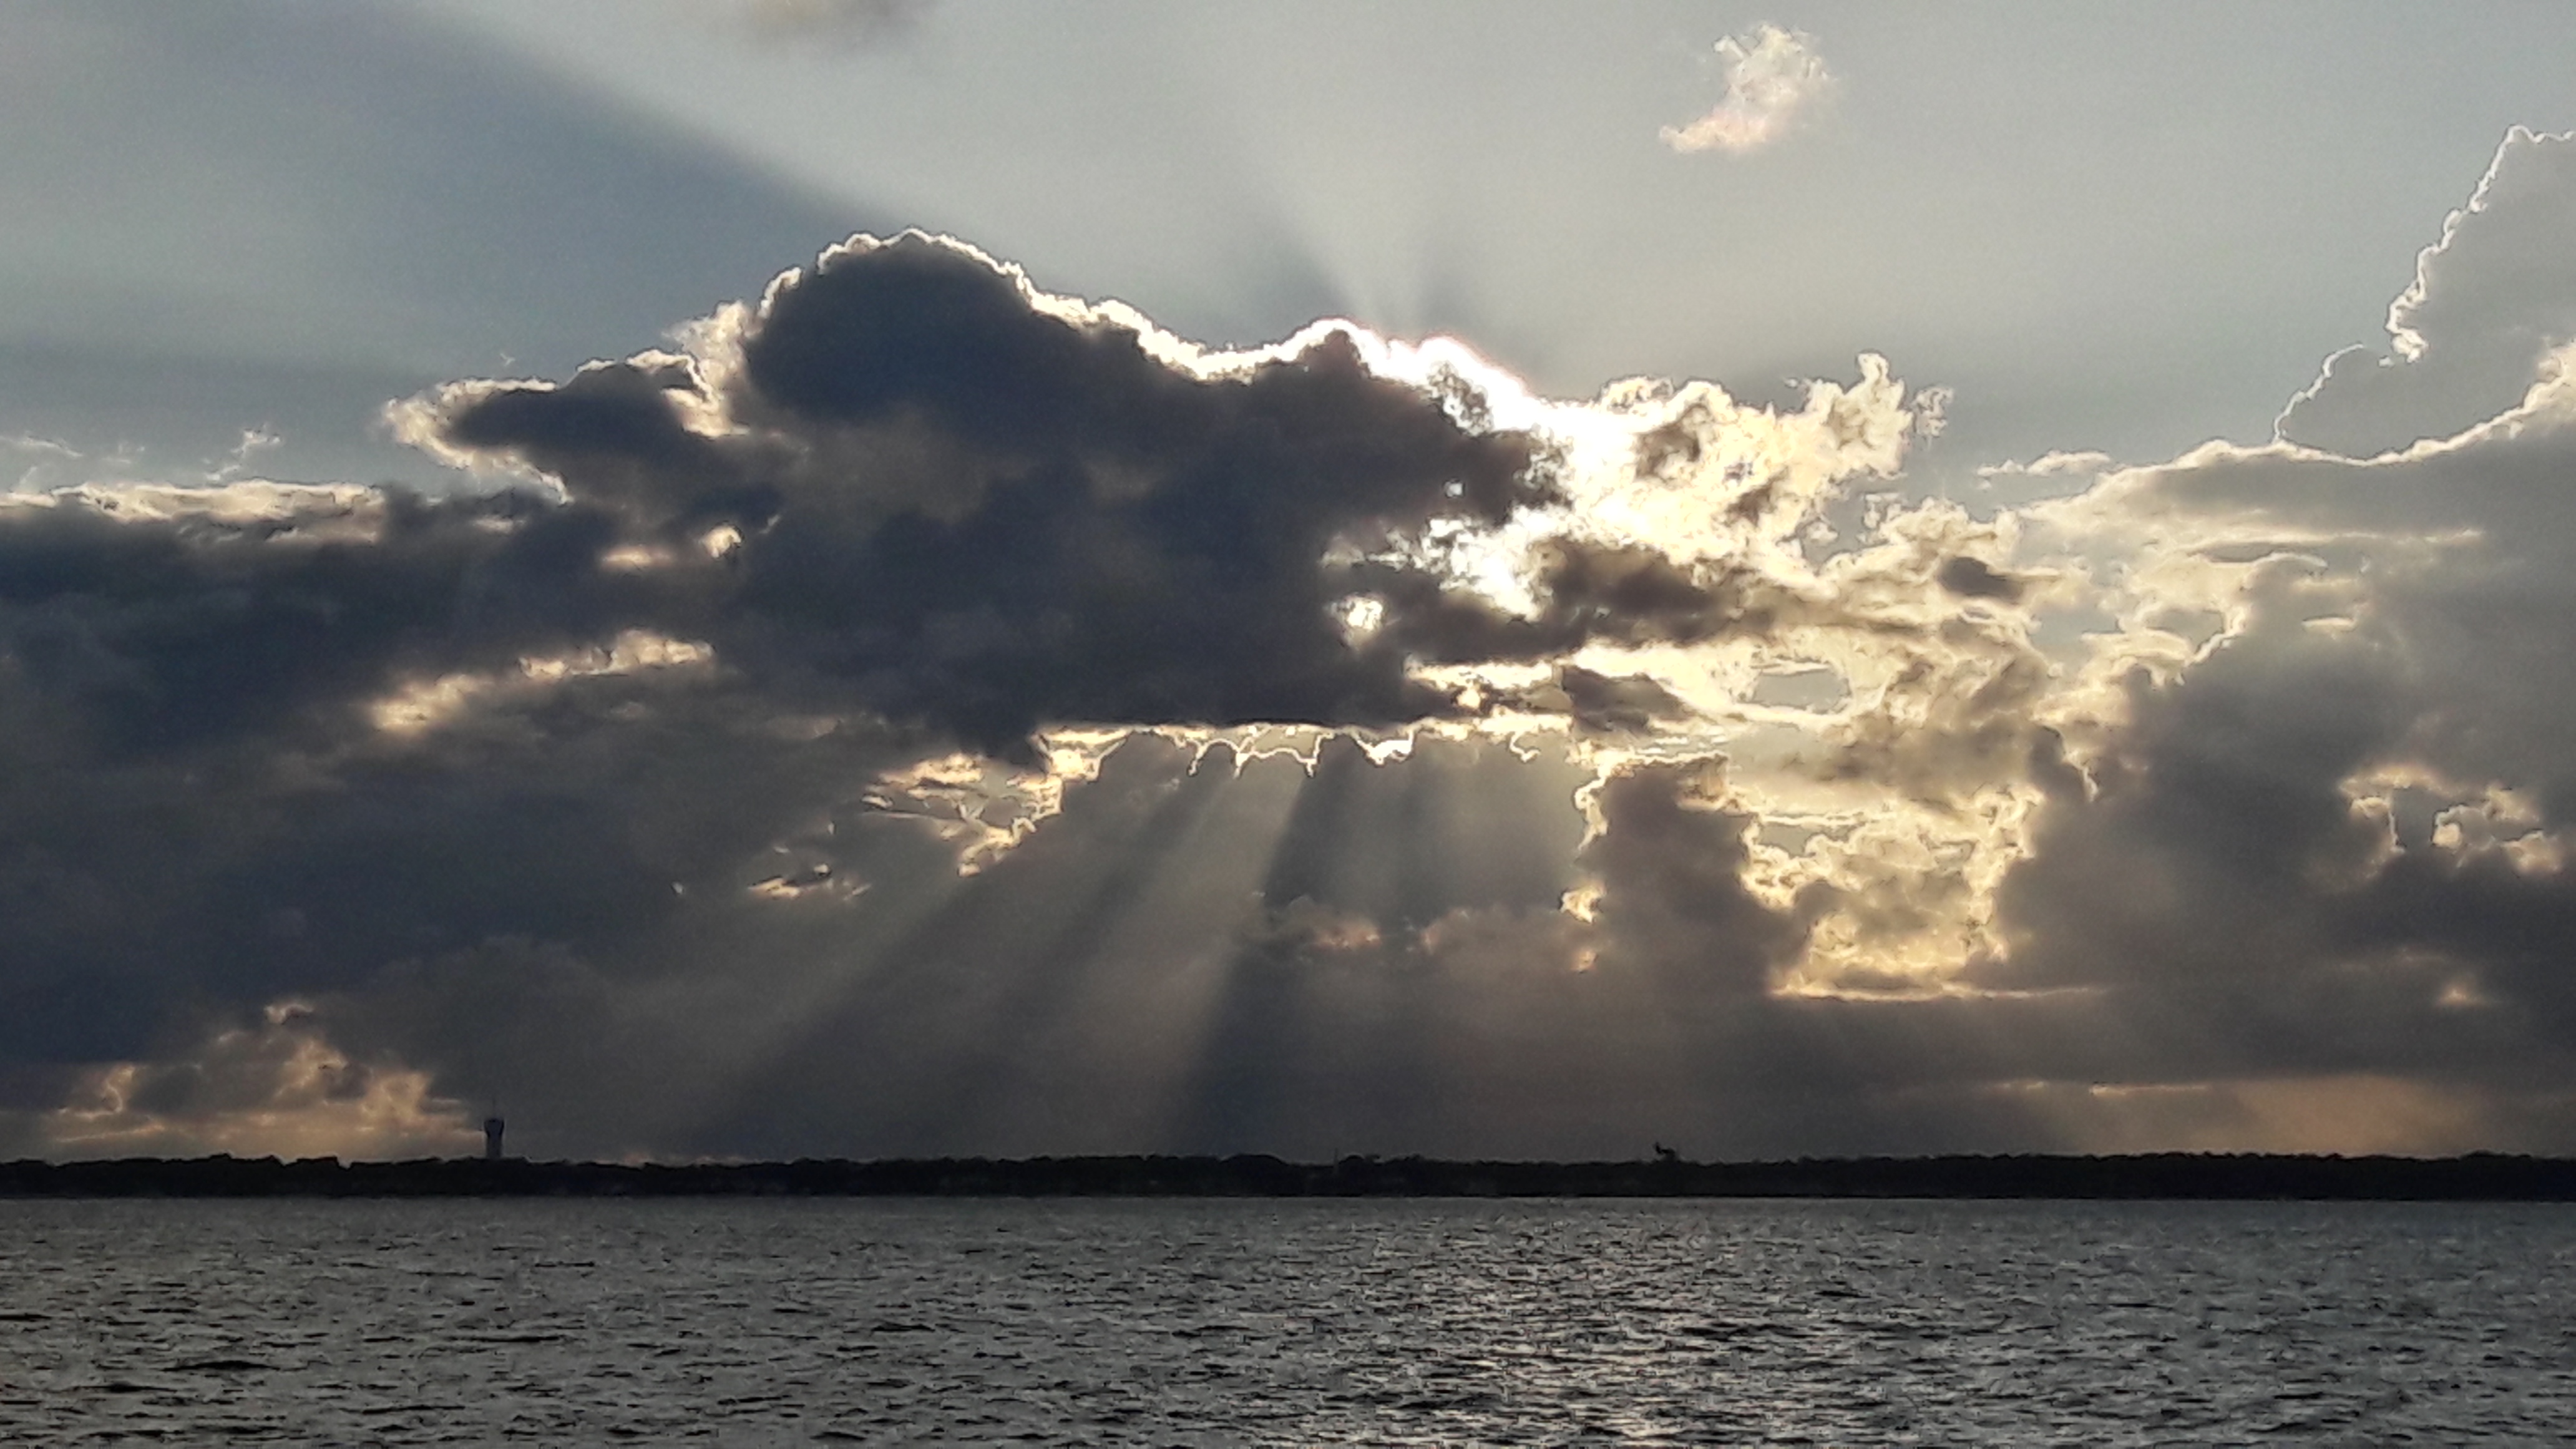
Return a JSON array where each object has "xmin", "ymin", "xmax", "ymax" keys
[{"xmin": 5, "ymin": 1153, "xmax": 2576, "ymax": 1200}]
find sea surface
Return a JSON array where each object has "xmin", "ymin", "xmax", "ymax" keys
[{"xmin": 1, "ymin": 1196, "xmax": 2571, "ymax": 1445}]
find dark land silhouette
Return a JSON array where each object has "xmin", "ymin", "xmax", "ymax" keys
[{"xmin": 6, "ymin": 1153, "xmax": 2576, "ymax": 1200}]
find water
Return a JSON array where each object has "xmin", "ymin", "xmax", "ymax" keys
[{"xmin": 2, "ymin": 1197, "xmax": 2571, "ymax": 1445}]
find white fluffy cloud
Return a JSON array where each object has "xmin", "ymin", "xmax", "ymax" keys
[{"xmin": 1661, "ymin": 25, "xmax": 1835, "ymax": 156}]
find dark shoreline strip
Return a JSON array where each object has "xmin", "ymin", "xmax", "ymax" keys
[{"xmin": 5, "ymin": 1153, "xmax": 2576, "ymax": 1201}]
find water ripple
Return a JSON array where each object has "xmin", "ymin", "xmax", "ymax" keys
[{"xmin": 2, "ymin": 1198, "xmax": 2573, "ymax": 1443}]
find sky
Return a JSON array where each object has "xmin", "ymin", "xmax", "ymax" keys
[{"xmin": 6, "ymin": 1, "xmax": 2576, "ymax": 1162}]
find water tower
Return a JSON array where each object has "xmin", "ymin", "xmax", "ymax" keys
[{"xmin": 482, "ymin": 1113, "xmax": 505, "ymax": 1162}]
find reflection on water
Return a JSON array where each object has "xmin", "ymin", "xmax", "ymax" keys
[{"xmin": 2, "ymin": 1197, "xmax": 2571, "ymax": 1444}]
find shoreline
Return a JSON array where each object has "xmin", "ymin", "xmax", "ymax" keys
[{"xmin": 6, "ymin": 1153, "xmax": 2576, "ymax": 1201}]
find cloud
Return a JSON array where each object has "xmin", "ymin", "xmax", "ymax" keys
[
  {"xmin": 0, "ymin": 229, "xmax": 1954, "ymax": 1160},
  {"xmin": 1661, "ymin": 25, "xmax": 1834, "ymax": 156},
  {"xmin": 21, "ymin": 129, "xmax": 2576, "ymax": 1163},
  {"xmin": 411, "ymin": 234, "xmax": 1558, "ymax": 755},
  {"xmin": 1952, "ymin": 137, "xmax": 2576, "ymax": 1126},
  {"xmin": 4, "ymin": 434, "xmax": 86, "ymax": 493},
  {"xmin": 407, "ymin": 233, "xmax": 1934, "ymax": 757},
  {"xmin": 2276, "ymin": 128, "xmax": 2576, "ymax": 457},
  {"xmin": 9, "ymin": 1002, "xmax": 473, "ymax": 1162}
]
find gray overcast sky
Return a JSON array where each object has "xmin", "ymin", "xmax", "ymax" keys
[{"xmin": 9, "ymin": 1, "xmax": 2576, "ymax": 488}]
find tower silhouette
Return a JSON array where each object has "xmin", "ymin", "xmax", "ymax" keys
[{"xmin": 482, "ymin": 1113, "xmax": 505, "ymax": 1162}]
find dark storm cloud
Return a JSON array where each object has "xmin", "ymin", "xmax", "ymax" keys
[
  {"xmin": 1505, "ymin": 666, "xmax": 1697, "ymax": 736},
  {"xmin": 23, "ymin": 125, "xmax": 2576, "ymax": 1164},
  {"xmin": 0, "ymin": 468, "xmax": 936, "ymax": 1078},
  {"xmin": 1934, "ymin": 554, "xmax": 2022, "ymax": 602},
  {"xmin": 1980, "ymin": 472, "xmax": 2576, "ymax": 1091},
  {"xmin": 1578, "ymin": 762, "xmax": 1815, "ymax": 995},
  {"xmin": 429, "ymin": 233, "xmax": 1558, "ymax": 754},
  {"xmin": 2, "ymin": 231, "xmax": 1808, "ymax": 1156},
  {"xmin": 1974, "ymin": 132, "xmax": 2576, "ymax": 1100},
  {"xmin": 1986, "ymin": 569, "xmax": 2421, "ymax": 994},
  {"xmin": 1354, "ymin": 540, "xmax": 1800, "ymax": 665},
  {"xmin": 0, "ymin": 486, "xmax": 615, "ymax": 753},
  {"xmin": 398, "ymin": 132, "xmax": 2576, "ymax": 1158},
  {"xmin": 0, "ymin": 484, "xmax": 597, "ymax": 1060}
]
